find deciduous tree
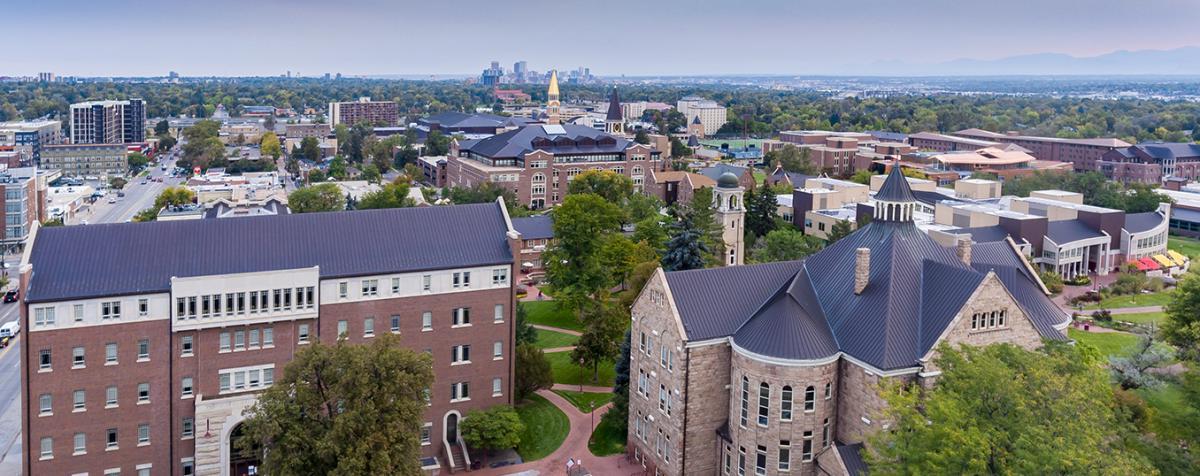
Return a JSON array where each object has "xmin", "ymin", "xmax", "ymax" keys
[
  {"xmin": 358, "ymin": 180, "xmax": 415, "ymax": 210},
  {"xmin": 514, "ymin": 344, "xmax": 552, "ymax": 401},
  {"xmin": 1164, "ymin": 272, "xmax": 1200, "ymax": 360},
  {"xmin": 260, "ymin": 131, "xmax": 282, "ymax": 159},
  {"xmin": 460, "ymin": 406, "xmax": 524, "ymax": 464},
  {"xmin": 567, "ymin": 169, "xmax": 633, "ymax": 204},
  {"xmin": 544, "ymin": 193, "xmax": 623, "ymax": 312},
  {"xmin": 288, "ymin": 183, "xmax": 344, "ymax": 213}
]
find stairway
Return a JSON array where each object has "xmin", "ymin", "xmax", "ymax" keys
[{"xmin": 448, "ymin": 443, "xmax": 467, "ymax": 473}]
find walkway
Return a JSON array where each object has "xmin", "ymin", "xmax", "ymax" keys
[
  {"xmin": 471, "ymin": 390, "xmax": 630, "ymax": 476},
  {"xmin": 531, "ymin": 324, "xmax": 581, "ymax": 337},
  {"xmin": 1106, "ymin": 306, "xmax": 1164, "ymax": 315},
  {"xmin": 552, "ymin": 383, "xmax": 614, "ymax": 394}
]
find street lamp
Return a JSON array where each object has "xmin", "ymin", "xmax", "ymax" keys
[{"xmin": 590, "ymin": 401, "xmax": 595, "ymax": 431}]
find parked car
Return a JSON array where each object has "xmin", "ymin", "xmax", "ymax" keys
[
  {"xmin": 0, "ymin": 321, "xmax": 19, "ymax": 338},
  {"xmin": 2, "ymin": 290, "xmax": 17, "ymax": 303}
]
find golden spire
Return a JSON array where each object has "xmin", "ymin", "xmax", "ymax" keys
[{"xmin": 547, "ymin": 70, "xmax": 559, "ymax": 97}]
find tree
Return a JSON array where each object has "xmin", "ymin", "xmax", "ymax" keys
[
  {"xmin": 358, "ymin": 180, "xmax": 415, "ymax": 210},
  {"xmin": 307, "ymin": 169, "xmax": 327, "ymax": 184},
  {"xmin": 744, "ymin": 181, "xmax": 779, "ymax": 238},
  {"xmin": 298, "ymin": 136, "xmax": 321, "ymax": 162},
  {"xmin": 328, "ymin": 155, "xmax": 348, "ymax": 180},
  {"xmin": 1163, "ymin": 272, "xmax": 1200, "ymax": 361},
  {"xmin": 288, "ymin": 183, "xmax": 344, "ymax": 213},
  {"xmin": 460, "ymin": 406, "xmax": 524, "ymax": 464},
  {"xmin": 285, "ymin": 158, "xmax": 300, "ymax": 177},
  {"xmin": 157, "ymin": 135, "xmax": 177, "ymax": 152},
  {"xmin": 108, "ymin": 177, "xmax": 128, "ymax": 190},
  {"xmin": 684, "ymin": 187, "xmax": 724, "ymax": 266},
  {"xmin": 515, "ymin": 302, "xmax": 537, "ymax": 346},
  {"xmin": 360, "ymin": 163, "xmax": 382, "ymax": 184},
  {"xmin": 154, "ymin": 186, "xmax": 195, "ymax": 209},
  {"xmin": 514, "ymin": 344, "xmax": 553, "ymax": 401},
  {"xmin": 626, "ymin": 192, "xmax": 664, "ymax": 224},
  {"xmin": 424, "ymin": 130, "xmax": 450, "ymax": 156},
  {"xmin": 180, "ymin": 120, "xmax": 225, "ymax": 171},
  {"xmin": 632, "ymin": 216, "xmax": 668, "ymax": 252},
  {"xmin": 866, "ymin": 342, "xmax": 1154, "ymax": 475},
  {"xmin": 634, "ymin": 128, "xmax": 650, "ymax": 145},
  {"xmin": 670, "ymin": 136, "xmax": 691, "ymax": 158},
  {"xmin": 661, "ymin": 212, "xmax": 711, "ymax": 271},
  {"xmin": 132, "ymin": 208, "xmax": 158, "ymax": 222},
  {"xmin": 567, "ymin": 170, "xmax": 634, "ymax": 204},
  {"xmin": 607, "ymin": 330, "xmax": 633, "ymax": 438},
  {"xmin": 751, "ymin": 228, "xmax": 822, "ymax": 263},
  {"xmin": 851, "ymin": 169, "xmax": 875, "ymax": 185},
  {"xmin": 126, "ymin": 152, "xmax": 149, "ymax": 172},
  {"xmin": 571, "ymin": 299, "xmax": 626, "ymax": 382},
  {"xmin": 1109, "ymin": 332, "xmax": 1174, "ymax": 390},
  {"xmin": 543, "ymin": 193, "xmax": 624, "ymax": 312},
  {"xmin": 260, "ymin": 132, "xmax": 282, "ymax": 160},
  {"xmin": 768, "ymin": 145, "xmax": 816, "ymax": 174},
  {"xmin": 154, "ymin": 120, "xmax": 169, "ymax": 136},
  {"xmin": 826, "ymin": 219, "xmax": 855, "ymax": 243},
  {"xmin": 236, "ymin": 334, "xmax": 434, "ymax": 476}
]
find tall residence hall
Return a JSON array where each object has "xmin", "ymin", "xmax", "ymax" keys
[
  {"xmin": 21, "ymin": 202, "xmax": 522, "ymax": 476},
  {"xmin": 626, "ymin": 167, "xmax": 1070, "ymax": 476},
  {"xmin": 448, "ymin": 74, "xmax": 660, "ymax": 210},
  {"xmin": 69, "ymin": 99, "xmax": 147, "ymax": 145}
]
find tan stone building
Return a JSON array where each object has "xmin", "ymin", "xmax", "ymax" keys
[{"xmin": 626, "ymin": 167, "xmax": 1070, "ymax": 475}]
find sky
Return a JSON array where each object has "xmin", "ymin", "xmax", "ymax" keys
[{"xmin": 9, "ymin": 0, "xmax": 1200, "ymax": 77}]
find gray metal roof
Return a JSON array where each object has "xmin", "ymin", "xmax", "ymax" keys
[
  {"xmin": 836, "ymin": 443, "xmax": 868, "ymax": 476},
  {"xmin": 911, "ymin": 190, "xmax": 958, "ymax": 207},
  {"xmin": 664, "ymin": 261, "xmax": 805, "ymax": 342},
  {"xmin": 698, "ymin": 163, "xmax": 747, "ymax": 183},
  {"xmin": 1124, "ymin": 211, "xmax": 1164, "ymax": 234},
  {"xmin": 874, "ymin": 166, "xmax": 916, "ymax": 203},
  {"xmin": 1045, "ymin": 219, "xmax": 1106, "ymax": 244},
  {"xmin": 512, "ymin": 215, "xmax": 554, "ymax": 240},
  {"xmin": 27, "ymin": 203, "xmax": 514, "ymax": 303},
  {"xmin": 606, "ymin": 89, "xmax": 622, "ymax": 121},
  {"xmin": 948, "ymin": 225, "xmax": 1011, "ymax": 243},
  {"xmin": 420, "ymin": 111, "xmax": 532, "ymax": 130},
  {"xmin": 1173, "ymin": 206, "xmax": 1200, "ymax": 224},
  {"xmin": 459, "ymin": 124, "xmax": 630, "ymax": 159}
]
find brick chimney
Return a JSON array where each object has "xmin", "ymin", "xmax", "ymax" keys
[
  {"xmin": 854, "ymin": 248, "xmax": 870, "ymax": 295},
  {"xmin": 956, "ymin": 236, "xmax": 972, "ymax": 266}
]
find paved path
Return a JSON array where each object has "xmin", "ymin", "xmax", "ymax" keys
[
  {"xmin": 1105, "ymin": 306, "xmax": 1164, "ymax": 315},
  {"xmin": 551, "ymin": 383, "xmax": 614, "ymax": 394},
  {"xmin": 531, "ymin": 324, "xmax": 582, "ymax": 337},
  {"xmin": 543, "ymin": 346, "xmax": 576, "ymax": 354},
  {"xmin": 472, "ymin": 389, "xmax": 630, "ymax": 476}
]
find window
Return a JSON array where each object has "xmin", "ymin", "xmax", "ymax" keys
[
  {"xmin": 138, "ymin": 423, "xmax": 150, "ymax": 445},
  {"xmin": 452, "ymin": 345, "xmax": 471, "ymax": 364},
  {"xmin": 73, "ymin": 389, "xmax": 85, "ymax": 411},
  {"xmin": 106, "ymin": 386, "xmax": 118, "ymax": 407},
  {"xmin": 181, "ymin": 336, "xmax": 193, "ymax": 356},
  {"xmin": 249, "ymin": 292, "xmax": 259, "ymax": 313},
  {"xmin": 804, "ymin": 386, "xmax": 816, "ymax": 412},
  {"xmin": 781, "ymin": 386, "xmax": 793, "ymax": 421},
  {"xmin": 137, "ymin": 339, "xmax": 149, "ymax": 360},
  {"xmin": 822, "ymin": 418, "xmax": 830, "ymax": 448},
  {"xmin": 364, "ymin": 318, "xmax": 375, "ymax": 336},
  {"xmin": 739, "ymin": 377, "xmax": 749, "ymax": 427},
  {"xmin": 101, "ymin": 301, "xmax": 120, "ymax": 319},
  {"xmin": 660, "ymin": 344, "xmax": 668, "ymax": 368},
  {"xmin": 494, "ymin": 304, "xmax": 504, "ymax": 323},
  {"xmin": 420, "ymin": 423, "xmax": 432, "ymax": 445},
  {"xmin": 724, "ymin": 446, "xmax": 732, "ymax": 474},
  {"xmin": 824, "ymin": 382, "xmax": 832, "ymax": 400},
  {"xmin": 338, "ymin": 281, "xmax": 348, "ymax": 298},
  {"xmin": 361, "ymin": 279, "xmax": 378, "ymax": 297},
  {"xmin": 462, "ymin": 272, "xmax": 471, "ymax": 287},
  {"xmin": 493, "ymin": 341, "xmax": 502, "ymax": 359},
  {"xmin": 182, "ymin": 377, "xmax": 193, "ymax": 397},
  {"xmin": 137, "ymin": 383, "xmax": 150, "ymax": 403},
  {"xmin": 227, "ymin": 293, "xmax": 235, "ymax": 316},
  {"xmin": 264, "ymin": 328, "xmax": 273, "ymax": 346},
  {"xmin": 337, "ymin": 320, "xmax": 348, "ymax": 338},
  {"xmin": 138, "ymin": 298, "xmax": 149, "ymax": 316},
  {"xmin": 106, "ymin": 343, "xmax": 118, "ymax": 364},
  {"xmin": 219, "ymin": 332, "xmax": 231, "ymax": 351},
  {"xmin": 40, "ymin": 436, "xmax": 52, "ymax": 459},
  {"xmin": 802, "ymin": 431, "xmax": 813, "ymax": 462},
  {"xmin": 422, "ymin": 311, "xmax": 432, "ymax": 330},
  {"xmin": 219, "ymin": 373, "xmax": 230, "ymax": 392},
  {"xmin": 758, "ymin": 383, "xmax": 770, "ymax": 426},
  {"xmin": 738, "ymin": 447, "xmax": 747, "ymax": 476},
  {"xmin": 453, "ymin": 272, "xmax": 463, "ymax": 288},
  {"xmin": 39, "ymin": 349, "xmax": 51, "ymax": 370},
  {"xmin": 39, "ymin": 393, "xmax": 52, "ymax": 415},
  {"xmin": 249, "ymin": 329, "xmax": 259, "ymax": 347},
  {"xmin": 106, "ymin": 428, "xmax": 118, "ymax": 449},
  {"xmin": 453, "ymin": 307, "xmax": 470, "ymax": 326},
  {"xmin": 492, "ymin": 268, "xmax": 508, "ymax": 285},
  {"xmin": 492, "ymin": 377, "xmax": 502, "ymax": 396},
  {"xmin": 183, "ymin": 459, "xmax": 195, "ymax": 476},
  {"xmin": 779, "ymin": 440, "xmax": 791, "ymax": 471},
  {"xmin": 755, "ymin": 445, "xmax": 767, "ymax": 475},
  {"xmin": 390, "ymin": 315, "xmax": 401, "ymax": 333},
  {"xmin": 34, "ymin": 307, "xmax": 56, "ymax": 327},
  {"xmin": 298, "ymin": 324, "xmax": 310, "ymax": 343},
  {"xmin": 272, "ymin": 289, "xmax": 282, "ymax": 311},
  {"xmin": 182, "ymin": 418, "xmax": 194, "ymax": 439},
  {"xmin": 422, "ymin": 275, "xmax": 431, "ymax": 292},
  {"xmin": 74, "ymin": 432, "xmax": 86, "ymax": 454},
  {"xmin": 639, "ymin": 332, "xmax": 646, "ymax": 353},
  {"xmin": 234, "ymin": 330, "xmax": 245, "ymax": 350},
  {"xmin": 73, "ymin": 304, "xmax": 84, "ymax": 322},
  {"xmin": 72, "ymin": 346, "xmax": 86, "ymax": 368},
  {"xmin": 451, "ymin": 382, "xmax": 470, "ymax": 401},
  {"xmin": 305, "ymin": 287, "xmax": 315, "ymax": 308}
]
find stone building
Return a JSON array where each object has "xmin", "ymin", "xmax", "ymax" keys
[{"xmin": 626, "ymin": 166, "xmax": 1070, "ymax": 475}]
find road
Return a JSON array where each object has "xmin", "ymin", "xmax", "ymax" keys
[
  {"xmin": 67, "ymin": 151, "xmax": 183, "ymax": 225},
  {"xmin": 0, "ymin": 255, "xmax": 25, "ymax": 474}
]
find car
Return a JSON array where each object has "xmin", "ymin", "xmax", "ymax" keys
[
  {"xmin": 0, "ymin": 321, "xmax": 18, "ymax": 337},
  {"xmin": 2, "ymin": 290, "xmax": 17, "ymax": 303},
  {"xmin": 107, "ymin": 197, "xmax": 117, "ymax": 204},
  {"xmin": 117, "ymin": 191, "xmax": 126, "ymax": 197}
]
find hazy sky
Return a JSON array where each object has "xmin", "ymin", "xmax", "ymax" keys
[{"xmin": 9, "ymin": 0, "xmax": 1200, "ymax": 76}]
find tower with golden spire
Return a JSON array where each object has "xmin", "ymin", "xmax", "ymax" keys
[{"xmin": 546, "ymin": 70, "xmax": 560, "ymax": 125}]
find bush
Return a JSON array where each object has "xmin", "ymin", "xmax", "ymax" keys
[
  {"xmin": 1092, "ymin": 309, "xmax": 1113, "ymax": 323},
  {"xmin": 1040, "ymin": 271, "xmax": 1064, "ymax": 294},
  {"xmin": 1065, "ymin": 275, "xmax": 1092, "ymax": 286},
  {"xmin": 1109, "ymin": 272, "xmax": 1150, "ymax": 296}
]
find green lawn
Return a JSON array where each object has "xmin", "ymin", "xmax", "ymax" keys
[
  {"xmin": 514, "ymin": 394, "xmax": 570, "ymax": 462},
  {"xmin": 520, "ymin": 301, "xmax": 583, "ymax": 332},
  {"xmin": 1111, "ymin": 311, "xmax": 1168, "ymax": 325},
  {"xmin": 552, "ymin": 390, "xmax": 614, "ymax": 413},
  {"xmin": 1168, "ymin": 234, "xmax": 1200, "ymax": 260},
  {"xmin": 546, "ymin": 351, "xmax": 616, "ymax": 387},
  {"xmin": 1067, "ymin": 328, "xmax": 1140, "ymax": 358},
  {"xmin": 1084, "ymin": 290, "xmax": 1175, "ymax": 310},
  {"xmin": 1136, "ymin": 380, "xmax": 1196, "ymax": 442},
  {"xmin": 588, "ymin": 411, "xmax": 627, "ymax": 457},
  {"xmin": 534, "ymin": 329, "xmax": 579, "ymax": 350}
]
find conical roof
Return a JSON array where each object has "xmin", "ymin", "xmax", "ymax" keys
[
  {"xmin": 875, "ymin": 164, "xmax": 916, "ymax": 203},
  {"xmin": 606, "ymin": 88, "xmax": 622, "ymax": 121},
  {"xmin": 547, "ymin": 70, "xmax": 559, "ymax": 96}
]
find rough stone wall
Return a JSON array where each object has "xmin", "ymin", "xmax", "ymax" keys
[
  {"xmin": 728, "ymin": 351, "xmax": 839, "ymax": 476},
  {"xmin": 926, "ymin": 273, "xmax": 1046, "ymax": 373},
  {"xmin": 835, "ymin": 359, "xmax": 914, "ymax": 445},
  {"xmin": 626, "ymin": 271, "xmax": 688, "ymax": 475},
  {"xmin": 682, "ymin": 343, "xmax": 731, "ymax": 475}
]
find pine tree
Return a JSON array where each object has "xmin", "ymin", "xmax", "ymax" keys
[
  {"xmin": 661, "ymin": 212, "xmax": 710, "ymax": 271},
  {"xmin": 745, "ymin": 180, "xmax": 779, "ymax": 238}
]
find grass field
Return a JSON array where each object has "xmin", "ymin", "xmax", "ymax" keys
[
  {"xmin": 1112, "ymin": 311, "xmax": 1168, "ymax": 325},
  {"xmin": 520, "ymin": 301, "xmax": 583, "ymax": 332},
  {"xmin": 1067, "ymin": 328, "xmax": 1140, "ymax": 358},
  {"xmin": 588, "ymin": 411, "xmax": 627, "ymax": 457},
  {"xmin": 546, "ymin": 351, "xmax": 616, "ymax": 387},
  {"xmin": 514, "ymin": 394, "xmax": 570, "ymax": 462},
  {"xmin": 534, "ymin": 329, "xmax": 579, "ymax": 350},
  {"xmin": 1136, "ymin": 380, "xmax": 1196, "ymax": 442},
  {"xmin": 1084, "ymin": 290, "xmax": 1175, "ymax": 310},
  {"xmin": 552, "ymin": 390, "xmax": 614, "ymax": 413},
  {"xmin": 1168, "ymin": 234, "xmax": 1200, "ymax": 260}
]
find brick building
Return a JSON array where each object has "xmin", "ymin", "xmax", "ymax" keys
[
  {"xmin": 626, "ymin": 167, "xmax": 1070, "ymax": 475},
  {"xmin": 1098, "ymin": 142, "xmax": 1200, "ymax": 184},
  {"xmin": 21, "ymin": 202, "xmax": 522, "ymax": 475},
  {"xmin": 953, "ymin": 129, "xmax": 1130, "ymax": 172},
  {"xmin": 41, "ymin": 144, "xmax": 128, "ymax": 178},
  {"xmin": 328, "ymin": 97, "xmax": 400, "ymax": 127}
]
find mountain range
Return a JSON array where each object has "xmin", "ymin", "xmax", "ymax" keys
[{"xmin": 840, "ymin": 46, "xmax": 1200, "ymax": 76}]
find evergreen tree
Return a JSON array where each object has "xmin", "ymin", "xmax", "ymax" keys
[
  {"xmin": 634, "ymin": 128, "xmax": 650, "ymax": 145},
  {"xmin": 608, "ymin": 330, "xmax": 632, "ymax": 438},
  {"xmin": 661, "ymin": 212, "xmax": 711, "ymax": 271},
  {"xmin": 745, "ymin": 180, "xmax": 779, "ymax": 238},
  {"xmin": 826, "ymin": 219, "xmax": 855, "ymax": 243},
  {"xmin": 686, "ymin": 187, "xmax": 724, "ymax": 266}
]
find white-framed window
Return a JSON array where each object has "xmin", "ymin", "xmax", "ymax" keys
[
  {"xmin": 822, "ymin": 418, "xmax": 831, "ymax": 448},
  {"xmin": 781, "ymin": 386, "xmax": 793, "ymax": 421},
  {"xmin": 824, "ymin": 382, "xmax": 832, "ymax": 400},
  {"xmin": 137, "ymin": 339, "xmax": 150, "ymax": 361},
  {"xmin": 738, "ymin": 446, "xmax": 747, "ymax": 476},
  {"xmin": 138, "ymin": 423, "xmax": 150, "ymax": 445},
  {"xmin": 422, "ymin": 275, "xmax": 431, "ymax": 292},
  {"xmin": 660, "ymin": 344, "xmax": 668, "ymax": 368},
  {"xmin": 105, "ymin": 386, "xmax": 118, "ymax": 407},
  {"xmin": 39, "ymin": 349, "xmax": 52, "ymax": 371},
  {"xmin": 181, "ymin": 336, "xmax": 193, "ymax": 356},
  {"xmin": 493, "ymin": 341, "xmax": 502, "ymax": 359},
  {"xmin": 39, "ymin": 436, "xmax": 52, "ymax": 459},
  {"xmin": 73, "ymin": 304, "xmax": 84, "ymax": 322},
  {"xmin": 659, "ymin": 384, "xmax": 671, "ymax": 416},
  {"xmin": 73, "ymin": 389, "xmax": 86, "ymax": 411},
  {"xmin": 106, "ymin": 428, "xmax": 118, "ymax": 449},
  {"xmin": 452, "ymin": 307, "xmax": 470, "ymax": 326},
  {"xmin": 802, "ymin": 431, "xmax": 813, "ymax": 462},
  {"xmin": 492, "ymin": 268, "xmax": 508, "ymax": 286},
  {"xmin": 218, "ymin": 365, "xmax": 275, "ymax": 394},
  {"xmin": 451, "ymin": 382, "xmax": 470, "ymax": 401},
  {"xmin": 758, "ymin": 383, "xmax": 770, "ymax": 426},
  {"xmin": 38, "ymin": 393, "xmax": 52, "ymax": 415},
  {"xmin": 492, "ymin": 377, "xmax": 502, "ymax": 396},
  {"xmin": 183, "ymin": 458, "xmax": 195, "ymax": 476},
  {"xmin": 234, "ymin": 330, "xmax": 245, "ymax": 350},
  {"xmin": 390, "ymin": 315, "xmax": 401, "ymax": 333},
  {"xmin": 138, "ymin": 298, "xmax": 149, "ymax": 316},
  {"xmin": 451, "ymin": 345, "xmax": 471, "ymax": 364},
  {"xmin": 34, "ymin": 307, "xmax": 56, "ymax": 327},
  {"xmin": 420, "ymin": 423, "xmax": 432, "ymax": 445},
  {"xmin": 755, "ymin": 445, "xmax": 767, "ymax": 475},
  {"xmin": 181, "ymin": 377, "xmax": 194, "ymax": 397},
  {"xmin": 105, "ymin": 343, "xmax": 118, "ymax": 364},
  {"xmin": 298, "ymin": 324, "xmax": 310, "ymax": 343},
  {"xmin": 219, "ymin": 332, "xmax": 231, "ymax": 351},
  {"xmin": 391, "ymin": 277, "xmax": 401, "ymax": 294},
  {"xmin": 779, "ymin": 440, "xmax": 791, "ymax": 471},
  {"xmin": 249, "ymin": 329, "xmax": 259, "ymax": 348},
  {"xmin": 337, "ymin": 320, "xmax": 348, "ymax": 338},
  {"xmin": 338, "ymin": 281, "xmax": 348, "ymax": 299},
  {"xmin": 137, "ymin": 382, "xmax": 150, "ymax": 403},
  {"xmin": 74, "ymin": 432, "xmax": 86, "ymax": 455},
  {"xmin": 101, "ymin": 301, "xmax": 120, "ymax": 319},
  {"xmin": 804, "ymin": 386, "xmax": 816, "ymax": 412},
  {"xmin": 72, "ymin": 346, "xmax": 86, "ymax": 368},
  {"xmin": 182, "ymin": 417, "xmax": 194, "ymax": 439},
  {"xmin": 494, "ymin": 304, "xmax": 504, "ymax": 323},
  {"xmin": 422, "ymin": 311, "xmax": 432, "ymax": 331},
  {"xmin": 361, "ymin": 279, "xmax": 378, "ymax": 297},
  {"xmin": 364, "ymin": 317, "xmax": 375, "ymax": 337},
  {"xmin": 739, "ymin": 376, "xmax": 749, "ymax": 427}
]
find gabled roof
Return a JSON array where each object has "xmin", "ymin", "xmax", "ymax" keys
[
  {"xmin": 836, "ymin": 443, "xmax": 868, "ymax": 476},
  {"xmin": 459, "ymin": 124, "xmax": 631, "ymax": 159},
  {"xmin": 1124, "ymin": 211, "xmax": 1165, "ymax": 234},
  {"xmin": 512, "ymin": 215, "xmax": 554, "ymax": 240},
  {"xmin": 911, "ymin": 190, "xmax": 958, "ymax": 207},
  {"xmin": 664, "ymin": 261, "xmax": 806, "ymax": 342},
  {"xmin": 27, "ymin": 203, "xmax": 514, "ymax": 303}
]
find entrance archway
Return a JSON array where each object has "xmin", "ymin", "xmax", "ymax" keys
[
  {"xmin": 229, "ymin": 423, "xmax": 262, "ymax": 476},
  {"xmin": 446, "ymin": 413, "xmax": 459, "ymax": 444}
]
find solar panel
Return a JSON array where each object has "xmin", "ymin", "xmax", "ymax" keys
[{"xmin": 541, "ymin": 124, "xmax": 566, "ymax": 135}]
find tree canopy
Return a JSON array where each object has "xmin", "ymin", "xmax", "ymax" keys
[
  {"xmin": 358, "ymin": 180, "xmax": 415, "ymax": 210},
  {"xmin": 289, "ymin": 183, "xmax": 344, "ymax": 213},
  {"xmin": 1164, "ymin": 272, "xmax": 1200, "ymax": 360},
  {"xmin": 543, "ymin": 193, "xmax": 624, "ymax": 311}
]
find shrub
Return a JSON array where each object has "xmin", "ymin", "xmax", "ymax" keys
[{"xmin": 1039, "ymin": 270, "xmax": 1064, "ymax": 294}]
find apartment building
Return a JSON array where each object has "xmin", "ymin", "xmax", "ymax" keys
[
  {"xmin": 676, "ymin": 96, "xmax": 727, "ymax": 136},
  {"xmin": 1099, "ymin": 142, "xmax": 1200, "ymax": 184},
  {"xmin": 70, "ymin": 99, "xmax": 146, "ymax": 145},
  {"xmin": 777, "ymin": 131, "xmax": 915, "ymax": 175},
  {"xmin": 0, "ymin": 120, "xmax": 63, "ymax": 165},
  {"xmin": 21, "ymin": 202, "xmax": 521, "ymax": 475},
  {"xmin": 41, "ymin": 144, "xmax": 128, "ymax": 177},
  {"xmin": 328, "ymin": 97, "xmax": 400, "ymax": 127},
  {"xmin": 0, "ymin": 167, "xmax": 42, "ymax": 245},
  {"xmin": 953, "ymin": 128, "xmax": 1130, "ymax": 172},
  {"xmin": 626, "ymin": 167, "xmax": 1069, "ymax": 476}
]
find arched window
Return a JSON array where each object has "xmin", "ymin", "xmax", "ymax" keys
[
  {"xmin": 531, "ymin": 173, "xmax": 545, "ymax": 183},
  {"xmin": 739, "ymin": 377, "xmax": 749, "ymax": 428},
  {"xmin": 804, "ymin": 386, "xmax": 816, "ymax": 412},
  {"xmin": 612, "ymin": 166, "xmax": 624, "ymax": 175},
  {"xmin": 757, "ymin": 383, "xmax": 770, "ymax": 426},
  {"xmin": 632, "ymin": 166, "xmax": 643, "ymax": 175},
  {"xmin": 729, "ymin": 248, "xmax": 737, "ymax": 265},
  {"xmin": 780, "ymin": 386, "xmax": 793, "ymax": 421}
]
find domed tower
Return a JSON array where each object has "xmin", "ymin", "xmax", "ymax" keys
[
  {"xmin": 714, "ymin": 172, "xmax": 745, "ymax": 266},
  {"xmin": 873, "ymin": 164, "xmax": 917, "ymax": 223},
  {"xmin": 546, "ymin": 70, "xmax": 560, "ymax": 125}
]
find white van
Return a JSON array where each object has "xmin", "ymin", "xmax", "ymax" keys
[{"xmin": 0, "ymin": 321, "xmax": 18, "ymax": 338}]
